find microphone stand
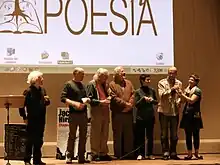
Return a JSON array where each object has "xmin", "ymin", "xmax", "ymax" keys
[{"xmin": 5, "ymin": 102, "xmax": 12, "ymax": 165}]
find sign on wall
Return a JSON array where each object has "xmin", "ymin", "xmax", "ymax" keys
[
  {"xmin": 0, "ymin": 0, "xmax": 173, "ymax": 73},
  {"xmin": 56, "ymin": 107, "xmax": 91, "ymax": 159}
]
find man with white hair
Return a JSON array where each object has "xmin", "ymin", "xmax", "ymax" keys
[
  {"xmin": 19, "ymin": 71, "xmax": 50, "ymax": 165},
  {"xmin": 109, "ymin": 66, "xmax": 135, "ymax": 159},
  {"xmin": 86, "ymin": 68, "xmax": 112, "ymax": 161},
  {"xmin": 61, "ymin": 67, "xmax": 91, "ymax": 164}
]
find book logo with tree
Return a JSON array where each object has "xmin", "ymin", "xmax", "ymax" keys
[{"xmin": 0, "ymin": 0, "xmax": 43, "ymax": 34}]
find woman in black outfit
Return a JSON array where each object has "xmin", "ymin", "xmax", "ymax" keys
[
  {"xmin": 179, "ymin": 74, "xmax": 203, "ymax": 160},
  {"xmin": 134, "ymin": 74, "xmax": 158, "ymax": 160}
]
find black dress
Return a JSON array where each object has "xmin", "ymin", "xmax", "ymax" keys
[{"xmin": 180, "ymin": 86, "xmax": 203, "ymax": 130}]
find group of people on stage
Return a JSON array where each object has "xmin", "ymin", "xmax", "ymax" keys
[{"xmin": 18, "ymin": 66, "xmax": 203, "ymax": 165}]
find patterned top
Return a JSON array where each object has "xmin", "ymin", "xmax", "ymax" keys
[{"xmin": 157, "ymin": 78, "xmax": 182, "ymax": 116}]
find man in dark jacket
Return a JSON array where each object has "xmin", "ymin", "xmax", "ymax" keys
[{"xmin": 19, "ymin": 71, "xmax": 50, "ymax": 165}]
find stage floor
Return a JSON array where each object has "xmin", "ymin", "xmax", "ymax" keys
[{"xmin": 1, "ymin": 154, "xmax": 220, "ymax": 165}]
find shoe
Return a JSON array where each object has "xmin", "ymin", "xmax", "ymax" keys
[
  {"xmin": 162, "ymin": 155, "xmax": 169, "ymax": 160},
  {"xmin": 110, "ymin": 156, "xmax": 117, "ymax": 160},
  {"xmin": 94, "ymin": 157, "xmax": 101, "ymax": 161},
  {"xmin": 87, "ymin": 154, "xmax": 92, "ymax": 162},
  {"xmin": 195, "ymin": 154, "xmax": 203, "ymax": 160},
  {"xmin": 24, "ymin": 162, "xmax": 32, "ymax": 165},
  {"xmin": 66, "ymin": 157, "xmax": 72, "ymax": 164},
  {"xmin": 33, "ymin": 161, "xmax": 46, "ymax": 165},
  {"xmin": 184, "ymin": 155, "xmax": 193, "ymax": 160},
  {"xmin": 137, "ymin": 155, "xmax": 143, "ymax": 160},
  {"xmin": 92, "ymin": 155, "xmax": 100, "ymax": 161},
  {"xmin": 146, "ymin": 155, "xmax": 155, "ymax": 160},
  {"xmin": 100, "ymin": 155, "xmax": 113, "ymax": 161},
  {"xmin": 114, "ymin": 156, "xmax": 120, "ymax": 160},
  {"xmin": 78, "ymin": 159, "xmax": 90, "ymax": 164},
  {"xmin": 162, "ymin": 152, "xmax": 169, "ymax": 160},
  {"xmin": 170, "ymin": 155, "xmax": 181, "ymax": 160}
]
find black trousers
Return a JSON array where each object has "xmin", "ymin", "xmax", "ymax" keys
[
  {"xmin": 112, "ymin": 113, "xmax": 134, "ymax": 159},
  {"xmin": 159, "ymin": 113, "xmax": 179, "ymax": 155},
  {"xmin": 184, "ymin": 128, "xmax": 200, "ymax": 151},
  {"xmin": 24, "ymin": 118, "xmax": 45, "ymax": 164},
  {"xmin": 135, "ymin": 118, "xmax": 154, "ymax": 156}
]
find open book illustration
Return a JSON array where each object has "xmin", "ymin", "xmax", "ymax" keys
[{"xmin": 0, "ymin": 0, "xmax": 43, "ymax": 34}]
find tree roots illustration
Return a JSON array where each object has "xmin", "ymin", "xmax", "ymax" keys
[{"xmin": 4, "ymin": 0, "xmax": 33, "ymax": 28}]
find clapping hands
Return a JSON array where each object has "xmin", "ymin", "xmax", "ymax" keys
[
  {"xmin": 100, "ymin": 99, "xmax": 110, "ymax": 104},
  {"xmin": 75, "ymin": 102, "xmax": 86, "ymax": 110},
  {"xmin": 82, "ymin": 98, "xmax": 91, "ymax": 104},
  {"xmin": 44, "ymin": 95, "xmax": 49, "ymax": 101},
  {"xmin": 144, "ymin": 96, "xmax": 153, "ymax": 102},
  {"xmin": 176, "ymin": 88, "xmax": 183, "ymax": 96},
  {"xmin": 171, "ymin": 85, "xmax": 179, "ymax": 91}
]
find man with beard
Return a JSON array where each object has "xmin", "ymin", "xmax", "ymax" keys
[{"xmin": 87, "ymin": 68, "xmax": 112, "ymax": 161}]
